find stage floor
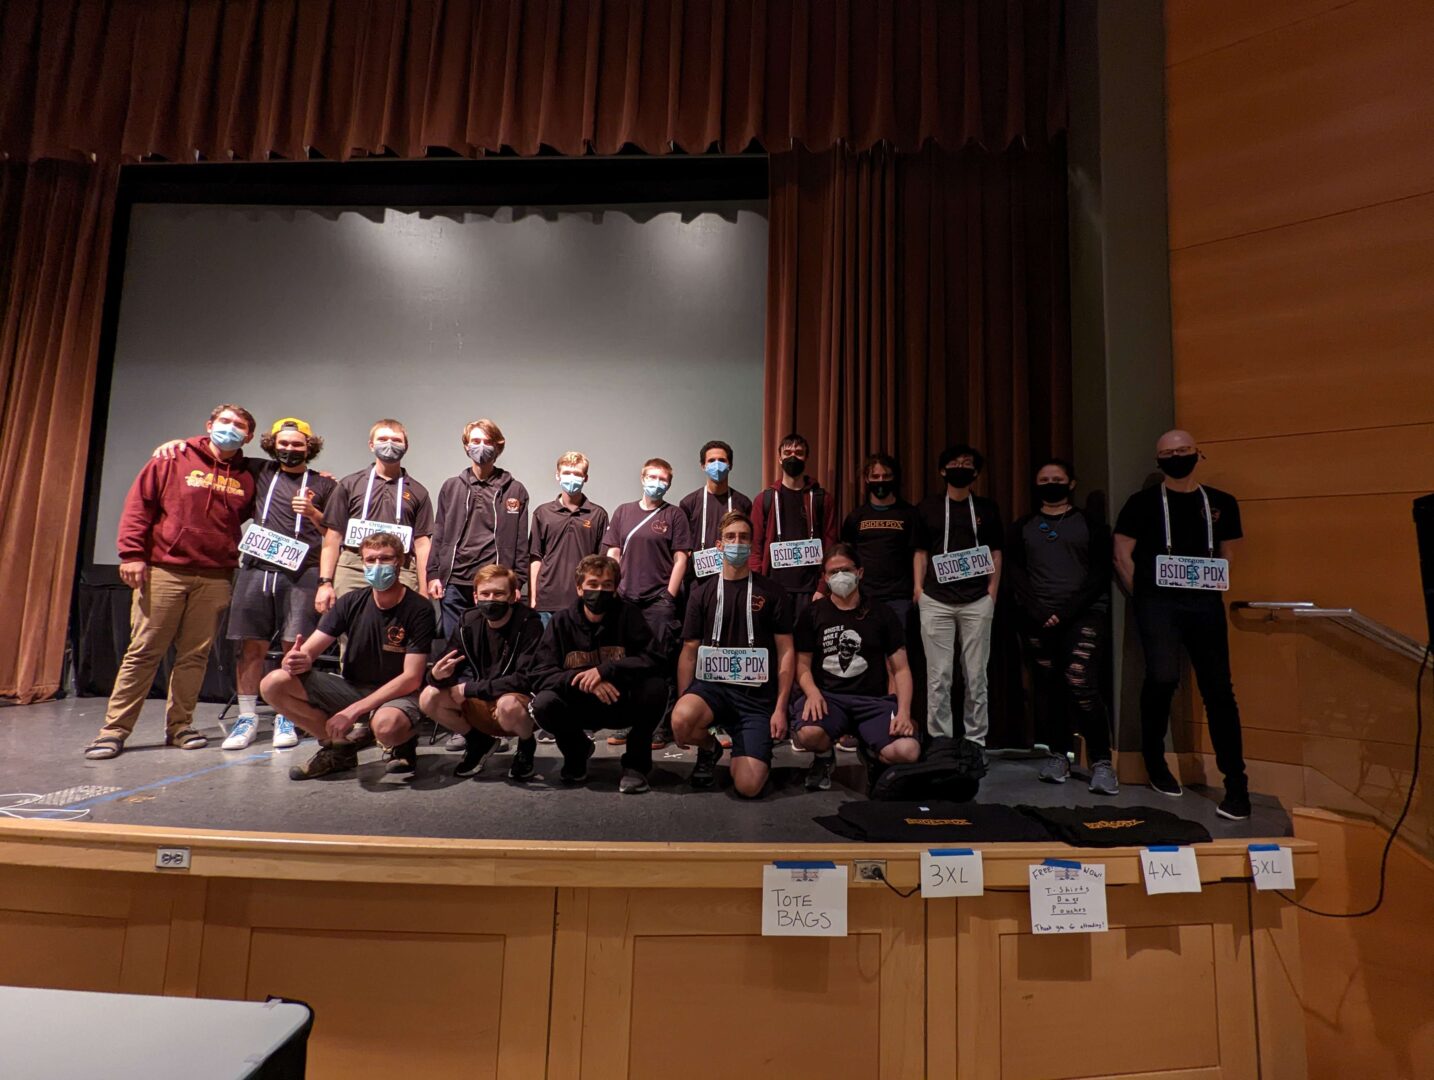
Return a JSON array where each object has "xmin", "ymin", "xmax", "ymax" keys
[{"xmin": 0, "ymin": 699, "xmax": 1291, "ymax": 843}]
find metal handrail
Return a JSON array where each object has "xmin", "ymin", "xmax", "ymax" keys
[{"xmin": 1232, "ymin": 600, "xmax": 1432, "ymax": 666}]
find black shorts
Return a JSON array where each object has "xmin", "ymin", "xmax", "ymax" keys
[
  {"xmin": 227, "ymin": 566, "xmax": 320, "ymax": 643},
  {"xmin": 683, "ymin": 680, "xmax": 776, "ymax": 763},
  {"xmin": 790, "ymin": 691, "xmax": 903, "ymax": 752}
]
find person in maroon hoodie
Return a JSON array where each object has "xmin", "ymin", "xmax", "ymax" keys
[
  {"xmin": 84, "ymin": 405, "xmax": 259, "ymax": 760},
  {"xmin": 749, "ymin": 432, "xmax": 839, "ymax": 625}
]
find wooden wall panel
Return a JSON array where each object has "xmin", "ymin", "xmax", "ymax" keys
[
  {"xmin": 1200, "ymin": 426, "xmax": 1434, "ymax": 503},
  {"xmin": 1164, "ymin": 0, "xmax": 1351, "ymax": 67}
]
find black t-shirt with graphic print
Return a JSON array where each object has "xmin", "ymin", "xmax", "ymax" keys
[{"xmin": 794, "ymin": 596, "xmax": 905, "ymax": 698}]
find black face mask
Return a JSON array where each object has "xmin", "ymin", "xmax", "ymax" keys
[
  {"xmin": 476, "ymin": 600, "xmax": 511, "ymax": 621},
  {"xmin": 780, "ymin": 456, "xmax": 806, "ymax": 478},
  {"xmin": 866, "ymin": 481, "xmax": 893, "ymax": 500},
  {"xmin": 274, "ymin": 448, "xmax": 308, "ymax": 468},
  {"xmin": 1036, "ymin": 482, "xmax": 1070, "ymax": 504},
  {"xmin": 581, "ymin": 589, "xmax": 615, "ymax": 614},
  {"xmin": 944, "ymin": 466, "xmax": 976, "ymax": 488},
  {"xmin": 1157, "ymin": 453, "xmax": 1198, "ymax": 479}
]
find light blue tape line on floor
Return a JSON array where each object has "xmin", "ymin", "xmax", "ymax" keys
[{"xmin": 66, "ymin": 752, "xmax": 273, "ymax": 810}]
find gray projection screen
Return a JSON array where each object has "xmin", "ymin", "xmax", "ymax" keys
[{"xmin": 92, "ymin": 201, "xmax": 768, "ymax": 565}]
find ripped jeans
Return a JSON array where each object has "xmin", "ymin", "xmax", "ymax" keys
[{"xmin": 1019, "ymin": 607, "xmax": 1112, "ymax": 763}]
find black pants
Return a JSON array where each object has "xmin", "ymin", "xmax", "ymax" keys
[
  {"xmin": 1134, "ymin": 591, "xmax": 1246, "ymax": 787},
  {"xmin": 635, "ymin": 593, "xmax": 679, "ymax": 734},
  {"xmin": 531, "ymin": 675, "xmax": 668, "ymax": 773},
  {"xmin": 1019, "ymin": 607, "xmax": 1112, "ymax": 762}
]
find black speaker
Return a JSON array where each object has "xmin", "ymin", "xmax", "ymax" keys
[{"xmin": 1415, "ymin": 493, "xmax": 1434, "ymax": 647}]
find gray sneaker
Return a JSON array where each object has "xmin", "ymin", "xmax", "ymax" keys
[
  {"xmin": 1037, "ymin": 753, "xmax": 1071, "ymax": 783},
  {"xmin": 1088, "ymin": 759, "xmax": 1119, "ymax": 796},
  {"xmin": 618, "ymin": 769, "xmax": 650, "ymax": 794}
]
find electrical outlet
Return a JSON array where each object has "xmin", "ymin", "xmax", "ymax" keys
[{"xmin": 854, "ymin": 860, "xmax": 887, "ymax": 883}]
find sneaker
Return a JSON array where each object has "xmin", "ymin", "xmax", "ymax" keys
[
  {"xmin": 1217, "ymin": 787, "xmax": 1251, "ymax": 821},
  {"xmin": 1037, "ymin": 753, "xmax": 1071, "ymax": 783},
  {"xmin": 607, "ymin": 728, "xmax": 630, "ymax": 746},
  {"xmin": 454, "ymin": 730, "xmax": 497, "ymax": 778},
  {"xmin": 618, "ymin": 768, "xmax": 650, "ymax": 794},
  {"xmin": 1088, "ymin": 759, "xmax": 1120, "ymax": 796},
  {"xmin": 272, "ymin": 715, "xmax": 299, "ymax": 749},
  {"xmin": 714, "ymin": 727, "xmax": 733, "ymax": 750},
  {"xmin": 651, "ymin": 725, "xmax": 671, "ymax": 750},
  {"xmin": 221, "ymin": 714, "xmax": 258, "ymax": 751},
  {"xmin": 1146, "ymin": 762, "xmax": 1184, "ymax": 797},
  {"xmin": 288, "ymin": 743, "xmax": 358, "ymax": 781},
  {"xmin": 561, "ymin": 737, "xmax": 597, "ymax": 783},
  {"xmin": 790, "ymin": 737, "xmax": 812, "ymax": 753},
  {"xmin": 445, "ymin": 730, "xmax": 466, "ymax": 752},
  {"xmin": 690, "ymin": 741, "xmax": 723, "ymax": 788},
  {"xmin": 348, "ymin": 722, "xmax": 374, "ymax": 748},
  {"xmin": 536, "ymin": 729, "xmax": 557, "ymax": 744},
  {"xmin": 508, "ymin": 736, "xmax": 537, "ymax": 780},
  {"xmin": 384, "ymin": 736, "xmax": 418, "ymax": 774},
  {"xmin": 805, "ymin": 751, "xmax": 836, "ymax": 791},
  {"xmin": 836, "ymin": 734, "xmax": 858, "ymax": 753}
]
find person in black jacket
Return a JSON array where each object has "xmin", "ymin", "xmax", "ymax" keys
[
  {"xmin": 1005, "ymin": 458, "xmax": 1117, "ymax": 795},
  {"xmin": 419, "ymin": 564, "xmax": 545, "ymax": 781},
  {"xmin": 530, "ymin": 554, "xmax": 668, "ymax": 793}
]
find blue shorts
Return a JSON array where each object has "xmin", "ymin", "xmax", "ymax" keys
[
  {"xmin": 790, "ymin": 691, "xmax": 902, "ymax": 752},
  {"xmin": 683, "ymin": 680, "xmax": 775, "ymax": 763}
]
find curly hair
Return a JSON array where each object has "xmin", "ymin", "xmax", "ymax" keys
[{"xmin": 259, "ymin": 430, "xmax": 324, "ymax": 461}]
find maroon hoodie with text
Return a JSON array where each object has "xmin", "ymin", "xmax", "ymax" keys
[{"xmin": 116, "ymin": 436, "xmax": 257, "ymax": 569}]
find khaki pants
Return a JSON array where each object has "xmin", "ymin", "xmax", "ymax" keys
[
  {"xmin": 334, "ymin": 548, "xmax": 420, "ymax": 598},
  {"xmin": 101, "ymin": 566, "xmax": 233, "ymax": 740},
  {"xmin": 917, "ymin": 591, "xmax": 995, "ymax": 744}
]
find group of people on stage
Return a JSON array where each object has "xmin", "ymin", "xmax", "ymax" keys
[{"xmin": 85, "ymin": 403, "xmax": 1252, "ymax": 819}]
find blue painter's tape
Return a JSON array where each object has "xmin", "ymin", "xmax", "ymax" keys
[
  {"xmin": 773, "ymin": 861, "xmax": 837, "ymax": 869},
  {"xmin": 66, "ymin": 751, "xmax": 273, "ymax": 810},
  {"xmin": 1148, "ymin": 846, "xmax": 1180, "ymax": 852},
  {"xmin": 1248, "ymin": 844, "xmax": 1280, "ymax": 852},
  {"xmin": 1043, "ymin": 858, "xmax": 1081, "ymax": 869},
  {"xmin": 929, "ymin": 848, "xmax": 975, "ymax": 857}
]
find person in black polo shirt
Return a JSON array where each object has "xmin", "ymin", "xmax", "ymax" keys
[
  {"xmin": 915, "ymin": 443, "xmax": 1004, "ymax": 749},
  {"xmin": 1114, "ymin": 429, "xmax": 1248, "ymax": 819},
  {"xmin": 261, "ymin": 532, "xmax": 435, "ymax": 781},
  {"xmin": 841, "ymin": 452, "xmax": 921, "ymax": 626},
  {"xmin": 529, "ymin": 451, "xmax": 609, "ymax": 628},
  {"xmin": 679, "ymin": 440, "xmax": 754, "ymax": 583},
  {"xmin": 672, "ymin": 510, "xmax": 795, "ymax": 798},
  {"xmin": 1006, "ymin": 458, "xmax": 1117, "ymax": 795}
]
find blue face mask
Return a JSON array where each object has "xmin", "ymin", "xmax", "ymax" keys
[
  {"xmin": 210, "ymin": 423, "xmax": 245, "ymax": 450},
  {"xmin": 643, "ymin": 481, "xmax": 669, "ymax": 501},
  {"xmin": 721, "ymin": 543, "xmax": 751, "ymax": 567},
  {"xmin": 559, "ymin": 475, "xmax": 585, "ymax": 495},
  {"xmin": 364, "ymin": 562, "xmax": 398, "ymax": 591},
  {"xmin": 704, "ymin": 460, "xmax": 730, "ymax": 482}
]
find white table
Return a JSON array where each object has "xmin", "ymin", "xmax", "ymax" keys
[{"xmin": 0, "ymin": 986, "xmax": 311, "ymax": 1079}]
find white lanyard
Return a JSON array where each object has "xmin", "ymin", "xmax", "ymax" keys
[
  {"xmin": 943, "ymin": 496, "xmax": 979, "ymax": 554},
  {"xmin": 623, "ymin": 506, "xmax": 661, "ymax": 550},
  {"xmin": 1160, "ymin": 484, "xmax": 1214, "ymax": 557},
  {"xmin": 701, "ymin": 490, "xmax": 733, "ymax": 544},
  {"xmin": 260, "ymin": 469, "xmax": 309, "ymax": 537},
  {"xmin": 361, "ymin": 467, "xmax": 404, "ymax": 524},
  {"xmin": 713, "ymin": 573, "xmax": 756, "ymax": 646},
  {"xmin": 773, "ymin": 488, "xmax": 814, "ymax": 539}
]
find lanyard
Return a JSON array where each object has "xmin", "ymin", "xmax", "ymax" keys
[
  {"xmin": 623, "ymin": 506, "xmax": 661, "ymax": 550},
  {"xmin": 1161, "ymin": 484, "xmax": 1214, "ymax": 557},
  {"xmin": 713, "ymin": 573, "xmax": 756, "ymax": 647},
  {"xmin": 701, "ymin": 490, "xmax": 733, "ymax": 545},
  {"xmin": 943, "ymin": 496, "xmax": 979, "ymax": 554},
  {"xmin": 773, "ymin": 488, "xmax": 814, "ymax": 539},
  {"xmin": 361, "ymin": 467, "xmax": 404, "ymax": 524},
  {"xmin": 260, "ymin": 469, "xmax": 309, "ymax": 536}
]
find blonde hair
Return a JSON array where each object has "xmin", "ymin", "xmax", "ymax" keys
[
  {"xmin": 473, "ymin": 564, "xmax": 519, "ymax": 594},
  {"xmin": 369, "ymin": 418, "xmax": 407, "ymax": 442},
  {"xmin": 556, "ymin": 450, "xmax": 589, "ymax": 472},
  {"xmin": 461, "ymin": 418, "xmax": 505, "ymax": 453}
]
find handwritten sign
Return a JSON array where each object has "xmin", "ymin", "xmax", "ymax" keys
[
  {"xmin": 693, "ymin": 547, "xmax": 722, "ymax": 577},
  {"xmin": 1155, "ymin": 554, "xmax": 1230, "ymax": 591},
  {"xmin": 932, "ymin": 545, "xmax": 995, "ymax": 584},
  {"xmin": 343, "ymin": 517, "xmax": 414, "ymax": 553},
  {"xmin": 768, "ymin": 538, "xmax": 824, "ymax": 569},
  {"xmin": 1141, "ymin": 846, "xmax": 1202, "ymax": 895},
  {"xmin": 239, "ymin": 523, "xmax": 309, "ymax": 571},
  {"xmin": 1249, "ymin": 844, "xmax": 1295, "ymax": 891},
  {"xmin": 1029, "ymin": 859, "xmax": 1108, "ymax": 934},
  {"xmin": 920, "ymin": 848, "xmax": 984, "ymax": 898},
  {"xmin": 763, "ymin": 862, "xmax": 847, "ymax": 937},
  {"xmin": 697, "ymin": 646, "xmax": 769, "ymax": 686}
]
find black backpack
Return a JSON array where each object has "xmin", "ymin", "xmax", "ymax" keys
[{"xmin": 869, "ymin": 736, "xmax": 987, "ymax": 802}]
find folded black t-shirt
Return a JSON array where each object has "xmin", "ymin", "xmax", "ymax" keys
[
  {"xmin": 1019, "ymin": 804, "xmax": 1213, "ymax": 847},
  {"xmin": 823, "ymin": 800, "xmax": 1053, "ymax": 843}
]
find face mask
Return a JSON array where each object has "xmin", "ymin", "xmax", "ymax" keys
[
  {"xmin": 1157, "ymin": 453, "xmax": 1198, "ymax": 479},
  {"xmin": 467, "ymin": 443, "xmax": 497, "ymax": 466},
  {"xmin": 364, "ymin": 562, "xmax": 398, "ymax": 590},
  {"xmin": 827, "ymin": 570, "xmax": 859, "ymax": 598},
  {"xmin": 721, "ymin": 543, "xmax": 751, "ymax": 567},
  {"xmin": 643, "ymin": 480, "xmax": 669, "ymax": 500},
  {"xmin": 780, "ymin": 456, "xmax": 806, "ymax": 478},
  {"xmin": 559, "ymin": 475, "xmax": 585, "ymax": 495},
  {"xmin": 374, "ymin": 442, "xmax": 406, "ymax": 463},
  {"xmin": 581, "ymin": 589, "xmax": 615, "ymax": 614},
  {"xmin": 704, "ymin": 460, "xmax": 730, "ymax": 482},
  {"xmin": 1036, "ymin": 482, "xmax": 1070, "ymax": 504},
  {"xmin": 274, "ymin": 448, "xmax": 307, "ymax": 468},
  {"xmin": 476, "ymin": 599, "xmax": 511, "ymax": 621},
  {"xmin": 944, "ymin": 466, "xmax": 976, "ymax": 488},
  {"xmin": 210, "ymin": 423, "xmax": 245, "ymax": 450},
  {"xmin": 866, "ymin": 481, "xmax": 893, "ymax": 500}
]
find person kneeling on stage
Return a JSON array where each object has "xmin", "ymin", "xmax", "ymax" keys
[
  {"xmin": 260, "ymin": 532, "xmax": 435, "ymax": 780},
  {"xmin": 791, "ymin": 544, "xmax": 919, "ymax": 792},
  {"xmin": 529, "ymin": 556, "xmax": 668, "ymax": 792},
  {"xmin": 420, "ymin": 565, "xmax": 545, "ymax": 781},
  {"xmin": 671, "ymin": 511, "xmax": 795, "ymax": 798}
]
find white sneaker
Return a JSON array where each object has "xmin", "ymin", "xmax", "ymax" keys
[
  {"xmin": 222, "ymin": 715, "xmax": 258, "ymax": 750},
  {"xmin": 272, "ymin": 715, "xmax": 299, "ymax": 749}
]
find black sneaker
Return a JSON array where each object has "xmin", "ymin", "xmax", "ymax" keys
[
  {"xmin": 1146, "ymin": 761, "xmax": 1184, "ymax": 797},
  {"xmin": 508, "ymin": 736, "xmax": 537, "ymax": 780},
  {"xmin": 454, "ymin": 730, "xmax": 497, "ymax": 778},
  {"xmin": 606, "ymin": 728, "xmax": 630, "ymax": 746},
  {"xmin": 288, "ymin": 743, "xmax": 358, "ymax": 781},
  {"xmin": 1217, "ymin": 787, "xmax": 1251, "ymax": 821},
  {"xmin": 560, "ymin": 736, "xmax": 596, "ymax": 783},
  {"xmin": 836, "ymin": 734, "xmax": 858, "ymax": 753},
  {"xmin": 690, "ymin": 741, "xmax": 723, "ymax": 788},
  {"xmin": 536, "ymin": 729, "xmax": 557, "ymax": 744},
  {"xmin": 384, "ymin": 736, "xmax": 418, "ymax": 774},
  {"xmin": 805, "ymin": 751, "xmax": 836, "ymax": 791}
]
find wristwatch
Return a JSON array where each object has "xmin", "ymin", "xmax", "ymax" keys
[{"xmin": 317, "ymin": 577, "xmax": 334, "ymax": 585}]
